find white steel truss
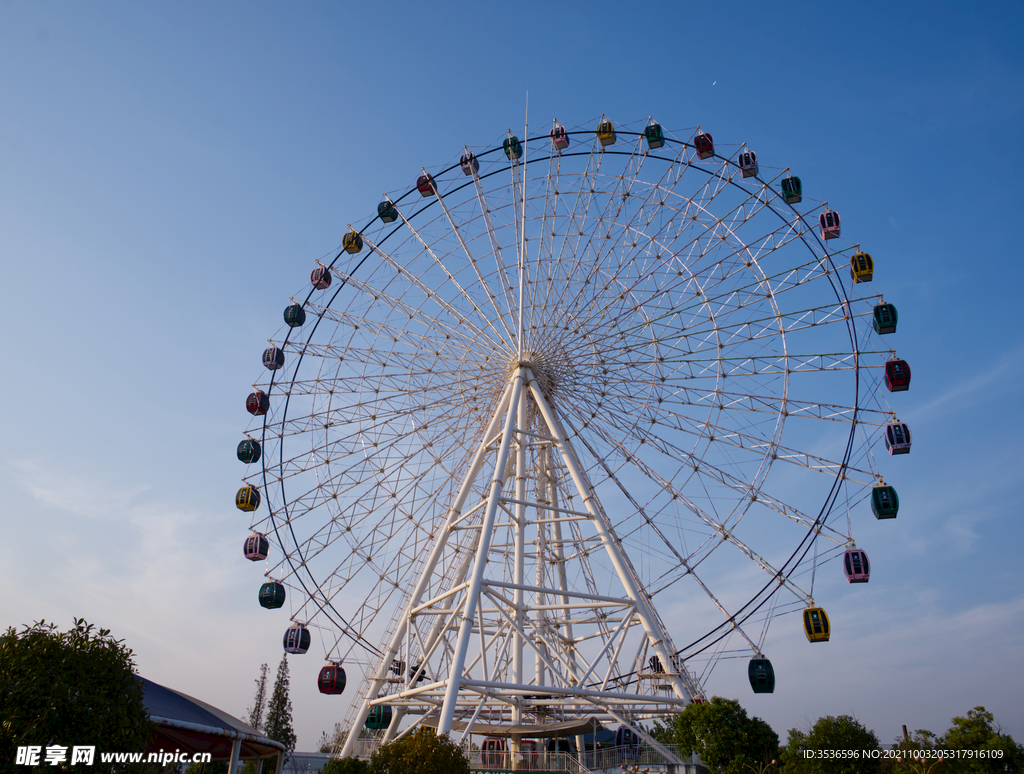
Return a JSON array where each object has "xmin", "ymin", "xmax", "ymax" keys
[{"xmin": 339, "ymin": 364, "xmax": 697, "ymax": 762}]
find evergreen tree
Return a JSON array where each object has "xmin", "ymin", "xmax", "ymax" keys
[
  {"xmin": 246, "ymin": 662, "xmax": 269, "ymax": 732},
  {"xmin": 264, "ymin": 655, "xmax": 297, "ymax": 753}
]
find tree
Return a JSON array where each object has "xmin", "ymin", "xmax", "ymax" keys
[
  {"xmin": 667, "ymin": 696, "xmax": 779, "ymax": 774},
  {"xmin": 938, "ymin": 707, "xmax": 1024, "ymax": 773},
  {"xmin": 246, "ymin": 662, "xmax": 269, "ymax": 732},
  {"xmin": 321, "ymin": 757, "xmax": 370, "ymax": 774},
  {"xmin": 780, "ymin": 715, "xmax": 880, "ymax": 774},
  {"xmin": 368, "ymin": 727, "xmax": 469, "ymax": 774},
  {"xmin": 0, "ymin": 618, "xmax": 152, "ymax": 768},
  {"xmin": 264, "ymin": 655, "xmax": 297, "ymax": 755}
]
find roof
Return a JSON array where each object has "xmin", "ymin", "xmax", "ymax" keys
[{"xmin": 139, "ymin": 676, "xmax": 287, "ymax": 761}]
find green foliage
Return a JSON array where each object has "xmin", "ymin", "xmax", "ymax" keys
[
  {"xmin": 264, "ymin": 655, "xmax": 297, "ymax": 753},
  {"xmin": 246, "ymin": 663, "xmax": 269, "ymax": 732},
  {"xmin": 0, "ymin": 618, "xmax": 152, "ymax": 770},
  {"xmin": 368, "ymin": 727, "xmax": 469, "ymax": 774},
  {"xmin": 321, "ymin": 756, "xmax": 370, "ymax": 774},
  {"xmin": 938, "ymin": 707, "xmax": 1024, "ymax": 773},
  {"xmin": 780, "ymin": 715, "xmax": 880, "ymax": 774},
  {"xmin": 667, "ymin": 696, "xmax": 779, "ymax": 774}
]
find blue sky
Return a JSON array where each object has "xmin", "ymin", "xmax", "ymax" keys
[{"xmin": 2, "ymin": 0, "xmax": 1023, "ymax": 752}]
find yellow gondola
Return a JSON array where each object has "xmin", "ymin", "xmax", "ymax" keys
[
  {"xmin": 850, "ymin": 251, "xmax": 874, "ymax": 283},
  {"xmin": 803, "ymin": 606, "xmax": 830, "ymax": 642}
]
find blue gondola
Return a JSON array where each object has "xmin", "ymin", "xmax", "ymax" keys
[
  {"xmin": 460, "ymin": 152, "xmax": 479, "ymax": 175},
  {"xmin": 885, "ymin": 421, "xmax": 912, "ymax": 455},
  {"xmin": 873, "ymin": 302, "xmax": 897, "ymax": 334},
  {"xmin": 284, "ymin": 624, "xmax": 311, "ymax": 654},
  {"xmin": 259, "ymin": 581, "xmax": 286, "ymax": 609},
  {"xmin": 738, "ymin": 149, "xmax": 758, "ymax": 177},
  {"xmin": 781, "ymin": 175, "xmax": 802, "ymax": 204},
  {"xmin": 283, "ymin": 303, "xmax": 306, "ymax": 328},
  {"xmin": 503, "ymin": 135, "xmax": 523, "ymax": 160},
  {"xmin": 237, "ymin": 438, "xmax": 261, "ymax": 464},
  {"xmin": 871, "ymin": 484, "xmax": 899, "ymax": 518},
  {"xmin": 366, "ymin": 705, "xmax": 393, "ymax": 729},
  {"xmin": 378, "ymin": 200, "xmax": 399, "ymax": 223},
  {"xmin": 748, "ymin": 655, "xmax": 775, "ymax": 693},
  {"xmin": 262, "ymin": 345, "xmax": 285, "ymax": 371},
  {"xmin": 644, "ymin": 122, "xmax": 665, "ymax": 150}
]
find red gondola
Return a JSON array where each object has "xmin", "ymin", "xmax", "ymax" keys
[
  {"xmin": 884, "ymin": 359, "xmax": 911, "ymax": 392},
  {"xmin": 694, "ymin": 132, "xmax": 714, "ymax": 159},
  {"xmin": 318, "ymin": 664, "xmax": 346, "ymax": 694},
  {"xmin": 246, "ymin": 390, "xmax": 270, "ymax": 416},
  {"xmin": 481, "ymin": 738, "xmax": 506, "ymax": 769},
  {"xmin": 416, "ymin": 173, "xmax": 436, "ymax": 197},
  {"xmin": 843, "ymin": 548, "xmax": 870, "ymax": 583}
]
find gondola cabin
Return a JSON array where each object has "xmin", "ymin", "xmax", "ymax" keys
[
  {"xmin": 885, "ymin": 421, "xmax": 912, "ymax": 455},
  {"xmin": 283, "ymin": 303, "xmax": 306, "ymax": 328},
  {"xmin": 885, "ymin": 359, "xmax": 911, "ymax": 392},
  {"xmin": 596, "ymin": 120, "xmax": 616, "ymax": 147},
  {"xmin": 873, "ymin": 302, "xmax": 898, "ymax": 334},
  {"xmin": 648, "ymin": 655, "xmax": 664, "ymax": 673},
  {"xmin": 850, "ymin": 251, "xmax": 873, "ymax": 283},
  {"xmin": 237, "ymin": 438, "xmax": 261, "ymax": 464},
  {"xmin": 615, "ymin": 726, "xmax": 639, "ymax": 748},
  {"xmin": 243, "ymin": 533, "xmax": 269, "ymax": 561},
  {"xmin": 819, "ymin": 209, "xmax": 841, "ymax": 240},
  {"xmin": 246, "ymin": 390, "xmax": 270, "ymax": 416},
  {"xmin": 781, "ymin": 175, "xmax": 802, "ymax": 204},
  {"xmin": 416, "ymin": 173, "xmax": 435, "ymax": 197},
  {"xmin": 235, "ymin": 485, "xmax": 261, "ymax": 512},
  {"xmin": 803, "ymin": 607, "xmax": 830, "ymax": 642},
  {"xmin": 503, "ymin": 135, "xmax": 523, "ymax": 160},
  {"xmin": 318, "ymin": 664, "xmax": 346, "ymax": 694},
  {"xmin": 481, "ymin": 738, "xmax": 506, "ymax": 768},
  {"xmin": 342, "ymin": 230, "xmax": 363, "ymax": 254},
  {"xmin": 262, "ymin": 345, "xmax": 285, "ymax": 371},
  {"xmin": 843, "ymin": 549, "xmax": 870, "ymax": 583},
  {"xmin": 748, "ymin": 655, "xmax": 775, "ymax": 693},
  {"xmin": 378, "ymin": 200, "xmax": 399, "ymax": 223},
  {"xmin": 311, "ymin": 265, "xmax": 332, "ymax": 289},
  {"xmin": 365, "ymin": 704, "xmax": 393, "ymax": 730},
  {"xmin": 738, "ymin": 149, "xmax": 758, "ymax": 177},
  {"xmin": 871, "ymin": 485, "xmax": 900, "ymax": 519},
  {"xmin": 644, "ymin": 122, "xmax": 665, "ymax": 150},
  {"xmin": 259, "ymin": 581, "xmax": 286, "ymax": 609},
  {"xmin": 283, "ymin": 625, "xmax": 311, "ymax": 654},
  {"xmin": 551, "ymin": 124, "xmax": 570, "ymax": 150},
  {"xmin": 694, "ymin": 132, "xmax": 714, "ymax": 159},
  {"xmin": 459, "ymin": 152, "xmax": 479, "ymax": 175}
]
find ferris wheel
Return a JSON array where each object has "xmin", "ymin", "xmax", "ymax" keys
[{"xmin": 236, "ymin": 115, "xmax": 909, "ymax": 761}]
